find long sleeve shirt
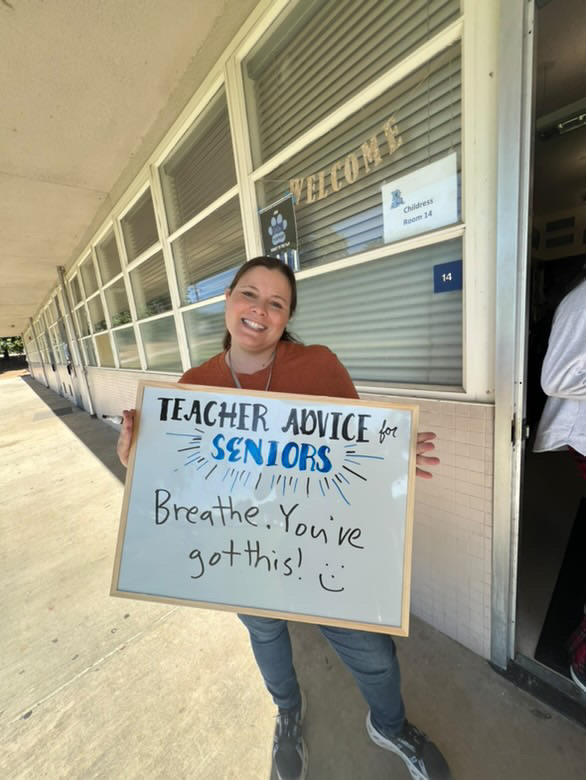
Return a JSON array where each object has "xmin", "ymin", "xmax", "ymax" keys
[{"xmin": 534, "ymin": 278, "xmax": 586, "ymax": 456}]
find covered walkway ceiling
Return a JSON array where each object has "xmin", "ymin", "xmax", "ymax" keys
[
  {"xmin": 1, "ymin": 1, "xmax": 583, "ymax": 338},
  {"xmin": 0, "ymin": 0, "xmax": 258, "ymax": 336}
]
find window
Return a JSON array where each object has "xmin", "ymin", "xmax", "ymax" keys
[
  {"xmin": 104, "ymin": 279, "xmax": 132, "ymax": 327},
  {"xmin": 80, "ymin": 255, "xmax": 98, "ymax": 297},
  {"xmin": 294, "ymin": 239, "xmax": 462, "ymax": 386},
  {"xmin": 121, "ymin": 189, "xmax": 159, "ymax": 262},
  {"xmin": 81, "ymin": 336, "xmax": 97, "ymax": 366},
  {"xmin": 172, "ymin": 197, "xmax": 245, "ymax": 305},
  {"xmin": 75, "ymin": 305, "xmax": 91, "ymax": 337},
  {"xmin": 70, "ymin": 275, "xmax": 82, "ymax": 306},
  {"xmin": 113, "ymin": 327, "xmax": 141, "ymax": 369},
  {"xmin": 243, "ymin": 0, "xmax": 460, "ymax": 166},
  {"xmin": 255, "ymin": 44, "xmax": 461, "ymax": 270},
  {"xmin": 129, "ymin": 251, "xmax": 172, "ymax": 319},
  {"xmin": 160, "ymin": 87, "xmax": 237, "ymax": 235},
  {"xmin": 47, "ymin": 327, "xmax": 63, "ymax": 364},
  {"xmin": 183, "ymin": 302, "xmax": 226, "ymax": 367},
  {"xmin": 140, "ymin": 316, "xmax": 182, "ymax": 372},
  {"xmin": 95, "ymin": 332, "xmax": 115, "ymax": 367},
  {"xmin": 95, "ymin": 230, "xmax": 122, "ymax": 284},
  {"xmin": 87, "ymin": 295, "xmax": 107, "ymax": 332}
]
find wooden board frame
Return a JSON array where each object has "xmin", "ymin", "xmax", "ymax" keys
[{"xmin": 111, "ymin": 381, "xmax": 419, "ymax": 636}]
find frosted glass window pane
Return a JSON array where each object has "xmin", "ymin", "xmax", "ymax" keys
[
  {"xmin": 104, "ymin": 280, "xmax": 132, "ymax": 327},
  {"xmin": 130, "ymin": 251, "xmax": 172, "ymax": 320},
  {"xmin": 95, "ymin": 333, "xmax": 115, "ymax": 367},
  {"xmin": 113, "ymin": 327, "xmax": 141, "ymax": 369},
  {"xmin": 183, "ymin": 302, "xmax": 225, "ymax": 367},
  {"xmin": 82, "ymin": 336, "xmax": 96, "ymax": 367},
  {"xmin": 140, "ymin": 316, "xmax": 182, "ymax": 372},
  {"xmin": 87, "ymin": 296, "xmax": 107, "ymax": 332},
  {"xmin": 75, "ymin": 306, "xmax": 91, "ymax": 337}
]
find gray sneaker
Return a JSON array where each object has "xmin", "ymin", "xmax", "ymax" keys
[
  {"xmin": 366, "ymin": 712, "xmax": 452, "ymax": 780},
  {"xmin": 273, "ymin": 692, "xmax": 307, "ymax": 780}
]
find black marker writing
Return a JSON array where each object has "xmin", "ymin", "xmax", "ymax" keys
[{"xmin": 378, "ymin": 419, "xmax": 398, "ymax": 444}]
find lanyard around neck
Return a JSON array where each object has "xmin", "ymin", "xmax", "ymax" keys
[{"xmin": 227, "ymin": 349, "xmax": 275, "ymax": 392}]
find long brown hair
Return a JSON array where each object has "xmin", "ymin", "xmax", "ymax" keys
[{"xmin": 222, "ymin": 256, "xmax": 300, "ymax": 350}]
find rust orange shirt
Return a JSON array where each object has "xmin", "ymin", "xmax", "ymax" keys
[{"xmin": 179, "ymin": 341, "xmax": 358, "ymax": 400}]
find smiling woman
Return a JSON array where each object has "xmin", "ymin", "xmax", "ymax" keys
[
  {"xmin": 222, "ymin": 256, "xmax": 298, "ymax": 363},
  {"xmin": 116, "ymin": 254, "xmax": 444, "ymax": 780}
]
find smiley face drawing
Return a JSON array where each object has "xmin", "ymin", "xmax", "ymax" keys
[{"xmin": 318, "ymin": 562, "xmax": 345, "ymax": 593}]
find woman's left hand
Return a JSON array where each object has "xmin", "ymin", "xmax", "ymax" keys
[{"xmin": 416, "ymin": 431, "xmax": 440, "ymax": 479}]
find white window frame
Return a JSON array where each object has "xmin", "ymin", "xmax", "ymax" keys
[{"xmin": 31, "ymin": 0, "xmax": 498, "ymax": 402}]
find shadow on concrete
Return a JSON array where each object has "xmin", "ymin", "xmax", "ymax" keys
[{"xmin": 21, "ymin": 375, "xmax": 127, "ymax": 484}]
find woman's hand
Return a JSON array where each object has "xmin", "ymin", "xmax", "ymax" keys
[
  {"xmin": 416, "ymin": 431, "xmax": 440, "ymax": 479},
  {"xmin": 116, "ymin": 409, "xmax": 136, "ymax": 468}
]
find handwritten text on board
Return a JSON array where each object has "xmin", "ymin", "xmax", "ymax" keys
[{"xmin": 112, "ymin": 383, "xmax": 418, "ymax": 634}]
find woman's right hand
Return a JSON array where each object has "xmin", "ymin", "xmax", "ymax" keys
[{"xmin": 116, "ymin": 409, "xmax": 136, "ymax": 467}]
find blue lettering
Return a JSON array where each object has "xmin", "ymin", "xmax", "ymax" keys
[
  {"xmin": 282, "ymin": 442, "xmax": 299, "ymax": 468},
  {"xmin": 316, "ymin": 445, "xmax": 332, "ymax": 473},
  {"xmin": 211, "ymin": 433, "xmax": 225, "ymax": 460},
  {"xmin": 226, "ymin": 437, "xmax": 243, "ymax": 462},
  {"xmin": 243, "ymin": 438, "xmax": 263, "ymax": 465}
]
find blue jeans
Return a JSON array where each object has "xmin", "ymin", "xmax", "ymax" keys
[{"xmin": 238, "ymin": 614, "xmax": 405, "ymax": 737}]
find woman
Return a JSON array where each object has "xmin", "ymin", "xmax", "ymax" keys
[{"xmin": 117, "ymin": 257, "xmax": 449, "ymax": 780}]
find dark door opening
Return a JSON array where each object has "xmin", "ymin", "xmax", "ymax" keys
[{"xmin": 515, "ymin": 0, "xmax": 586, "ymax": 708}]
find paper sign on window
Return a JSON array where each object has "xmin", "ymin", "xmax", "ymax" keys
[{"xmin": 382, "ymin": 152, "xmax": 458, "ymax": 243}]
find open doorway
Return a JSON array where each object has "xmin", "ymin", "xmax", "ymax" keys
[{"xmin": 515, "ymin": 0, "xmax": 585, "ymax": 704}]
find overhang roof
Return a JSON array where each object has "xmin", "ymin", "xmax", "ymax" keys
[
  {"xmin": 0, "ymin": 0, "xmax": 258, "ymax": 336},
  {"xmin": 1, "ymin": 0, "xmax": 584, "ymax": 338}
]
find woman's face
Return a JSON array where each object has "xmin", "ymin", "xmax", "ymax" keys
[{"xmin": 225, "ymin": 267, "xmax": 292, "ymax": 354}]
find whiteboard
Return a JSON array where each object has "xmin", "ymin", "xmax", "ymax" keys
[{"xmin": 111, "ymin": 381, "xmax": 419, "ymax": 635}]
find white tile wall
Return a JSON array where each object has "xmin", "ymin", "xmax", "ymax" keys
[
  {"xmin": 87, "ymin": 367, "xmax": 181, "ymax": 421},
  {"xmin": 390, "ymin": 397, "xmax": 494, "ymax": 658}
]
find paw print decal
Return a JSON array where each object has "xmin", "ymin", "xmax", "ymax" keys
[{"xmin": 267, "ymin": 212, "xmax": 287, "ymax": 247}]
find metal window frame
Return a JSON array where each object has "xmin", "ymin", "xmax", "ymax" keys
[{"xmin": 491, "ymin": 0, "xmax": 535, "ymax": 669}]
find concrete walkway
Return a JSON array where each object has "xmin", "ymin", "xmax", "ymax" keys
[{"xmin": 1, "ymin": 374, "xmax": 584, "ymax": 780}]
